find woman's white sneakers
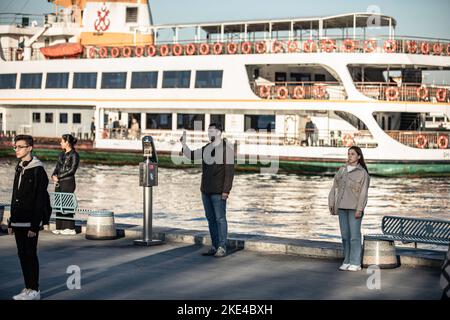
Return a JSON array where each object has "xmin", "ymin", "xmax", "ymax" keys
[
  {"xmin": 339, "ymin": 263, "xmax": 351, "ymax": 271},
  {"xmin": 339, "ymin": 263, "xmax": 362, "ymax": 271},
  {"xmin": 52, "ymin": 229, "xmax": 76, "ymax": 235},
  {"xmin": 12, "ymin": 289, "xmax": 41, "ymax": 300}
]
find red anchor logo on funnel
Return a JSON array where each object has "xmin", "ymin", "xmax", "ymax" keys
[{"xmin": 94, "ymin": 3, "xmax": 111, "ymax": 32}]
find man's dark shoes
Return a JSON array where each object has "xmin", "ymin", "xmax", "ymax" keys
[
  {"xmin": 202, "ymin": 246, "xmax": 217, "ymax": 256},
  {"xmin": 214, "ymin": 247, "xmax": 227, "ymax": 258}
]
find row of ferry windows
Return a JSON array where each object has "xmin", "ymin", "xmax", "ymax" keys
[
  {"xmin": 32, "ymin": 112, "xmax": 81, "ymax": 124},
  {"xmin": 0, "ymin": 71, "xmax": 223, "ymax": 89}
]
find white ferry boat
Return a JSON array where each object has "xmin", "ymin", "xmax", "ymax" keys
[{"xmin": 1, "ymin": 0, "xmax": 449, "ymax": 175}]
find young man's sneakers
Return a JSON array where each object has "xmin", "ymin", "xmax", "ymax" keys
[
  {"xmin": 339, "ymin": 263, "xmax": 351, "ymax": 271},
  {"xmin": 214, "ymin": 247, "xmax": 227, "ymax": 258},
  {"xmin": 12, "ymin": 289, "xmax": 41, "ymax": 300},
  {"xmin": 201, "ymin": 246, "xmax": 217, "ymax": 256}
]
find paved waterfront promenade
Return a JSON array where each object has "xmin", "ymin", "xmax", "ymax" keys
[{"xmin": 0, "ymin": 228, "xmax": 444, "ymax": 300}]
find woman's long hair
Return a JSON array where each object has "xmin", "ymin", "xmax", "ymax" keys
[
  {"xmin": 348, "ymin": 146, "xmax": 369, "ymax": 174},
  {"xmin": 62, "ymin": 134, "xmax": 78, "ymax": 149}
]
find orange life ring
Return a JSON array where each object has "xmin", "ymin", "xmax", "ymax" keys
[
  {"xmin": 159, "ymin": 44, "xmax": 170, "ymax": 56},
  {"xmin": 172, "ymin": 43, "xmax": 183, "ymax": 56},
  {"xmin": 385, "ymin": 86, "xmax": 400, "ymax": 101},
  {"xmin": 287, "ymin": 41, "xmax": 298, "ymax": 53},
  {"xmin": 383, "ymin": 40, "xmax": 397, "ymax": 53},
  {"xmin": 98, "ymin": 46, "xmax": 108, "ymax": 58},
  {"xmin": 259, "ymin": 85, "xmax": 271, "ymax": 99},
  {"xmin": 255, "ymin": 41, "xmax": 266, "ymax": 54},
  {"xmin": 110, "ymin": 47, "xmax": 120, "ymax": 58},
  {"xmin": 407, "ymin": 41, "xmax": 418, "ymax": 54},
  {"xmin": 227, "ymin": 42, "xmax": 238, "ymax": 54},
  {"xmin": 303, "ymin": 40, "xmax": 317, "ymax": 53},
  {"xmin": 415, "ymin": 134, "xmax": 428, "ymax": 149},
  {"xmin": 134, "ymin": 46, "xmax": 144, "ymax": 57},
  {"xmin": 102, "ymin": 129, "xmax": 109, "ymax": 139},
  {"xmin": 321, "ymin": 39, "xmax": 335, "ymax": 53},
  {"xmin": 122, "ymin": 46, "xmax": 132, "ymax": 57},
  {"xmin": 437, "ymin": 135, "xmax": 449, "ymax": 149},
  {"xmin": 276, "ymin": 86, "xmax": 289, "ymax": 99},
  {"xmin": 421, "ymin": 42, "xmax": 430, "ymax": 55},
  {"xmin": 212, "ymin": 42, "xmax": 223, "ymax": 55},
  {"xmin": 416, "ymin": 86, "xmax": 429, "ymax": 100},
  {"xmin": 89, "ymin": 47, "xmax": 96, "ymax": 58},
  {"xmin": 146, "ymin": 45, "xmax": 157, "ymax": 57},
  {"xmin": 292, "ymin": 86, "xmax": 306, "ymax": 99},
  {"xmin": 433, "ymin": 43, "xmax": 443, "ymax": 55},
  {"xmin": 364, "ymin": 40, "xmax": 377, "ymax": 53},
  {"xmin": 313, "ymin": 85, "xmax": 327, "ymax": 99},
  {"xmin": 185, "ymin": 43, "xmax": 196, "ymax": 55},
  {"xmin": 342, "ymin": 133, "xmax": 354, "ymax": 147},
  {"xmin": 342, "ymin": 39, "xmax": 356, "ymax": 53},
  {"xmin": 272, "ymin": 40, "xmax": 284, "ymax": 53},
  {"xmin": 199, "ymin": 43, "xmax": 210, "ymax": 55},
  {"xmin": 447, "ymin": 44, "xmax": 450, "ymax": 56},
  {"xmin": 241, "ymin": 41, "xmax": 252, "ymax": 54},
  {"xmin": 436, "ymin": 88, "xmax": 448, "ymax": 102}
]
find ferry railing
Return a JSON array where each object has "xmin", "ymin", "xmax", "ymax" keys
[
  {"xmin": 355, "ymin": 82, "xmax": 450, "ymax": 103},
  {"xmin": 386, "ymin": 131, "xmax": 450, "ymax": 149},
  {"xmin": 250, "ymin": 81, "xmax": 346, "ymax": 100}
]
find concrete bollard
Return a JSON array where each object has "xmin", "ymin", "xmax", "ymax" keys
[
  {"xmin": 362, "ymin": 238, "xmax": 399, "ymax": 269},
  {"xmin": 0, "ymin": 205, "xmax": 11, "ymax": 232},
  {"xmin": 86, "ymin": 210, "xmax": 117, "ymax": 240}
]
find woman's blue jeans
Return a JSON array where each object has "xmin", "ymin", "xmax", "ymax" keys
[{"xmin": 338, "ymin": 209, "xmax": 363, "ymax": 266}]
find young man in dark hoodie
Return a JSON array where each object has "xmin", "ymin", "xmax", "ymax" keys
[
  {"xmin": 181, "ymin": 123, "xmax": 235, "ymax": 258},
  {"xmin": 8, "ymin": 135, "xmax": 49, "ymax": 300}
]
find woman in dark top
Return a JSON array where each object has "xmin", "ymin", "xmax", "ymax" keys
[{"xmin": 52, "ymin": 134, "xmax": 80, "ymax": 234}]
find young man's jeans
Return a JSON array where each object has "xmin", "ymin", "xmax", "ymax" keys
[
  {"xmin": 14, "ymin": 227, "xmax": 39, "ymax": 291},
  {"xmin": 338, "ymin": 209, "xmax": 363, "ymax": 266},
  {"xmin": 202, "ymin": 193, "xmax": 228, "ymax": 250}
]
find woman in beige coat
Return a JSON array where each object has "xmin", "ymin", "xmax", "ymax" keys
[{"xmin": 328, "ymin": 146, "xmax": 370, "ymax": 271}]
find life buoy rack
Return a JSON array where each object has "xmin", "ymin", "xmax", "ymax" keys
[
  {"xmin": 102, "ymin": 129, "xmax": 109, "ymax": 139},
  {"xmin": 436, "ymin": 88, "xmax": 448, "ymax": 102},
  {"xmin": 321, "ymin": 39, "xmax": 335, "ymax": 53},
  {"xmin": 437, "ymin": 135, "xmax": 449, "ymax": 149},
  {"xmin": 227, "ymin": 42, "xmax": 238, "ymax": 54},
  {"xmin": 407, "ymin": 41, "xmax": 418, "ymax": 54},
  {"xmin": 342, "ymin": 39, "xmax": 356, "ymax": 53},
  {"xmin": 134, "ymin": 46, "xmax": 144, "ymax": 57},
  {"xmin": 255, "ymin": 41, "xmax": 267, "ymax": 54},
  {"xmin": 159, "ymin": 44, "xmax": 170, "ymax": 56},
  {"xmin": 272, "ymin": 40, "xmax": 283, "ymax": 53},
  {"xmin": 421, "ymin": 42, "xmax": 430, "ymax": 55},
  {"xmin": 172, "ymin": 43, "xmax": 183, "ymax": 56},
  {"xmin": 416, "ymin": 86, "xmax": 429, "ymax": 100},
  {"xmin": 122, "ymin": 46, "xmax": 132, "ymax": 58},
  {"xmin": 89, "ymin": 47, "xmax": 96, "ymax": 58},
  {"xmin": 110, "ymin": 47, "xmax": 120, "ymax": 58},
  {"xmin": 313, "ymin": 85, "xmax": 327, "ymax": 99},
  {"xmin": 415, "ymin": 134, "xmax": 428, "ymax": 149},
  {"xmin": 287, "ymin": 41, "xmax": 298, "ymax": 53},
  {"xmin": 363, "ymin": 40, "xmax": 377, "ymax": 53},
  {"xmin": 385, "ymin": 86, "xmax": 400, "ymax": 101},
  {"xmin": 98, "ymin": 47, "xmax": 108, "ymax": 58},
  {"xmin": 241, "ymin": 41, "xmax": 252, "ymax": 54},
  {"xmin": 342, "ymin": 133, "xmax": 354, "ymax": 147},
  {"xmin": 259, "ymin": 85, "xmax": 271, "ymax": 99},
  {"xmin": 383, "ymin": 40, "xmax": 397, "ymax": 53},
  {"xmin": 146, "ymin": 45, "xmax": 157, "ymax": 57},
  {"xmin": 276, "ymin": 86, "xmax": 289, "ymax": 99},
  {"xmin": 292, "ymin": 86, "xmax": 306, "ymax": 99},
  {"xmin": 303, "ymin": 40, "xmax": 317, "ymax": 53},
  {"xmin": 185, "ymin": 43, "xmax": 196, "ymax": 55},
  {"xmin": 212, "ymin": 42, "xmax": 223, "ymax": 55},
  {"xmin": 199, "ymin": 43, "xmax": 210, "ymax": 55},
  {"xmin": 433, "ymin": 43, "xmax": 443, "ymax": 55}
]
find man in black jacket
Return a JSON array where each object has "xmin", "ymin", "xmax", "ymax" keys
[
  {"xmin": 8, "ymin": 135, "xmax": 49, "ymax": 300},
  {"xmin": 181, "ymin": 123, "xmax": 235, "ymax": 257}
]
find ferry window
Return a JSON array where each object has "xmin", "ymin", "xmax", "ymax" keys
[
  {"xmin": 131, "ymin": 72, "xmax": 158, "ymax": 89},
  {"xmin": 162, "ymin": 71, "xmax": 191, "ymax": 89},
  {"xmin": 32, "ymin": 113, "xmax": 41, "ymax": 123},
  {"xmin": 177, "ymin": 114, "xmax": 205, "ymax": 130},
  {"xmin": 46, "ymin": 73, "xmax": 69, "ymax": 89},
  {"xmin": 195, "ymin": 71, "xmax": 223, "ymax": 88},
  {"xmin": 59, "ymin": 113, "xmax": 68, "ymax": 124},
  {"xmin": 45, "ymin": 113, "xmax": 53, "ymax": 123},
  {"xmin": 73, "ymin": 113, "xmax": 81, "ymax": 124},
  {"xmin": 73, "ymin": 72, "xmax": 97, "ymax": 89},
  {"xmin": 210, "ymin": 114, "xmax": 225, "ymax": 131},
  {"xmin": 435, "ymin": 117, "xmax": 445, "ymax": 122},
  {"xmin": 101, "ymin": 72, "xmax": 127, "ymax": 89},
  {"xmin": 20, "ymin": 73, "xmax": 42, "ymax": 89},
  {"xmin": 126, "ymin": 7, "xmax": 138, "ymax": 23},
  {"xmin": 244, "ymin": 115, "xmax": 275, "ymax": 132},
  {"xmin": 146, "ymin": 113, "xmax": 172, "ymax": 130},
  {"xmin": 0, "ymin": 74, "xmax": 17, "ymax": 89}
]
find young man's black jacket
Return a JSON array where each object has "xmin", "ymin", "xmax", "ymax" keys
[{"xmin": 9, "ymin": 157, "xmax": 49, "ymax": 233}]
